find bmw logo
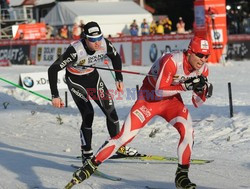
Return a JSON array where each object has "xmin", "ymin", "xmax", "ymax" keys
[
  {"xmin": 149, "ymin": 43, "xmax": 158, "ymax": 63},
  {"xmin": 23, "ymin": 77, "xmax": 34, "ymax": 88},
  {"xmin": 214, "ymin": 31, "xmax": 221, "ymax": 40}
]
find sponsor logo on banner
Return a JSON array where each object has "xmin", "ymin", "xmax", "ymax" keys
[
  {"xmin": 149, "ymin": 43, "xmax": 158, "ymax": 63},
  {"xmin": 226, "ymin": 41, "xmax": 250, "ymax": 60},
  {"xmin": 0, "ymin": 45, "xmax": 29, "ymax": 65},
  {"xmin": 142, "ymin": 40, "xmax": 190, "ymax": 65},
  {"xmin": 211, "ymin": 29, "xmax": 223, "ymax": 43},
  {"xmin": 20, "ymin": 71, "xmax": 67, "ymax": 91},
  {"xmin": 23, "ymin": 77, "xmax": 34, "ymax": 88},
  {"xmin": 36, "ymin": 44, "xmax": 68, "ymax": 65},
  {"xmin": 211, "ymin": 29, "xmax": 224, "ymax": 49},
  {"xmin": 43, "ymin": 47, "xmax": 55, "ymax": 61}
]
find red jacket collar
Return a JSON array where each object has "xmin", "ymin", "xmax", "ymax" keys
[{"xmin": 183, "ymin": 53, "xmax": 195, "ymax": 74}]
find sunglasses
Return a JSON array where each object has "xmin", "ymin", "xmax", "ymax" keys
[
  {"xmin": 193, "ymin": 52, "xmax": 209, "ymax": 59},
  {"xmin": 87, "ymin": 35, "xmax": 103, "ymax": 42}
]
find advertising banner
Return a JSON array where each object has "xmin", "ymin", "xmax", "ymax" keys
[
  {"xmin": 13, "ymin": 23, "xmax": 47, "ymax": 40},
  {"xmin": 110, "ymin": 40, "xmax": 132, "ymax": 65},
  {"xmin": 194, "ymin": 0, "xmax": 227, "ymax": 63},
  {"xmin": 36, "ymin": 44, "xmax": 68, "ymax": 66},
  {"xmin": 141, "ymin": 39, "xmax": 190, "ymax": 65},
  {"xmin": 0, "ymin": 59, "xmax": 11, "ymax": 66},
  {"xmin": 19, "ymin": 71, "xmax": 67, "ymax": 91},
  {"xmin": 226, "ymin": 41, "xmax": 250, "ymax": 60},
  {"xmin": 0, "ymin": 45, "xmax": 30, "ymax": 64}
]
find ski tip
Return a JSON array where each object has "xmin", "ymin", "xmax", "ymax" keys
[{"xmin": 64, "ymin": 180, "xmax": 76, "ymax": 189}]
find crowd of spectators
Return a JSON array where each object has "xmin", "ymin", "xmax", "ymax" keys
[
  {"xmin": 129, "ymin": 16, "xmax": 187, "ymax": 37},
  {"xmin": 227, "ymin": 9, "xmax": 250, "ymax": 34},
  {"xmin": 23, "ymin": 11, "xmax": 250, "ymax": 40},
  {"xmin": 43, "ymin": 16, "xmax": 187, "ymax": 40},
  {"xmin": 45, "ymin": 20, "xmax": 84, "ymax": 40}
]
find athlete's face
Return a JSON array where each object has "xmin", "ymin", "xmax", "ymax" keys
[
  {"xmin": 188, "ymin": 52, "xmax": 209, "ymax": 70},
  {"xmin": 85, "ymin": 35, "xmax": 103, "ymax": 51}
]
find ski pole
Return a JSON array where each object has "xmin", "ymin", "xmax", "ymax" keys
[
  {"xmin": 0, "ymin": 77, "xmax": 52, "ymax": 101},
  {"xmin": 83, "ymin": 65, "xmax": 156, "ymax": 77},
  {"xmin": 103, "ymin": 59, "xmax": 117, "ymax": 81}
]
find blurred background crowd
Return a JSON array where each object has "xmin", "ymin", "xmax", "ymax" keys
[{"xmin": 0, "ymin": 0, "xmax": 250, "ymax": 40}]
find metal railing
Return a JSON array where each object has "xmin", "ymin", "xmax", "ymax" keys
[{"xmin": 0, "ymin": 6, "xmax": 33, "ymax": 39}]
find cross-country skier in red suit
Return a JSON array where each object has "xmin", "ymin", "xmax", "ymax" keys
[{"xmin": 68, "ymin": 36, "xmax": 213, "ymax": 189}]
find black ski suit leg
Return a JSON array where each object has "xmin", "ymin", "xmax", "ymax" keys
[
  {"xmin": 66, "ymin": 75, "xmax": 94, "ymax": 152},
  {"xmin": 94, "ymin": 76, "xmax": 120, "ymax": 138}
]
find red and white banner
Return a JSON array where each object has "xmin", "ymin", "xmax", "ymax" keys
[
  {"xmin": 0, "ymin": 59, "xmax": 11, "ymax": 66},
  {"xmin": 13, "ymin": 23, "xmax": 47, "ymax": 40}
]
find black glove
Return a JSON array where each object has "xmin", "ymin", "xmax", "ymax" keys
[
  {"xmin": 193, "ymin": 75, "xmax": 207, "ymax": 92},
  {"xmin": 184, "ymin": 75, "xmax": 207, "ymax": 91}
]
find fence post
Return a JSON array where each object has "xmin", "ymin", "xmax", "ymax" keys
[
  {"xmin": 136, "ymin": 84, "xmax": 139, "ymax": 99},
  {"xmin": 228, "ymin": 82, "xmax": 233, "ymax": 118},
  {"xmin": 65, "ymin": 91, "xmax": 68, "ymax": 108}
]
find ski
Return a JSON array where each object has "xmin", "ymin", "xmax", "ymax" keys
[
  {"xmin": 109, "ymin": 154, "xmax": 214, "ymax": 164},
  {"xmin": 71, "ymin": 164, "xmax": 122, "ymax": 181},
  {"xmin": 76, "ymin": 154, "xmax": 213, "ymax": 164}
]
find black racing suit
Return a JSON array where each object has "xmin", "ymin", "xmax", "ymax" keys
[{"xmin": 48, "ymin": 37, "xmax": 123, "ymax": 153}]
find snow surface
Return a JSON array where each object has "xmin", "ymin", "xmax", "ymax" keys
[{"xmin": 0, "ymin": 60, "xmax": 250, "ymax": 189}]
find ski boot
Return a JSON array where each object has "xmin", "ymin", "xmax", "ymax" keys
[
  {"xmin": 81, "ymin": 148, "xmax": 93, "ymax": 165},
  {"xmin": 175, "ymin": 164, "xmax": 196, "ymax": 189},
  {"xmin": 72, "ymin": 159, "xmax": 98, "ymax": 184},
  {"xmin": 116, "ymin": 146, "xmax": 138, "ymax": 157}
]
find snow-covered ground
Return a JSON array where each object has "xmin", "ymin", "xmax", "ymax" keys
[{"xmin": 0, "ymin": 60, "xmax": 250, "ymax": 189}]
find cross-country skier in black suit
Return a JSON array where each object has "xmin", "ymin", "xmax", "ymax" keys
[{"xmin": 48, "ymin": 21, "xmax": 137, "ymax": 163}]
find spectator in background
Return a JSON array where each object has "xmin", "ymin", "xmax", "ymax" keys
[
  {"xmin": 156, "ymin": 19, "xmax": 164, "ymax": 35},
  {"xmin": 176, "ymin": 17, "xmax": 186, "ymax": 34},
  {"xmin": 72, "ymin": 23, "xmax": 81, "ymax": 40},
  {"xmin": 149, "ymin": 20, "xmax": 157, "ymax": 35},
  {"xmin": 79, "ymin": 20, "xmax": 85, "ymax": 33},
  {"xmin": 163, "ymin": 16, "xmax": 172, "ymax": 34},
  {"xmin": 141, "ymin": 18, "xmax": 150, "ymax": 36},
  {"xmin": 60, "ymin": 25, "xmax": 68, "ymax": 39},
  {"xmin": 46, "ymin": 23, "xmax": 54, "ymax": 39},
  {"xmin": 130, "ymin": 19, "xmax": 139, "ymax": 36},
  {"xmin": 227, "ymin": 10, "xmax": 238, "ymax": 34},
  {"xmin": 55, "ymin": 28, "xmax": 62, "ymax": 39},
  {"xmin": 19, "ymin": 32, "xmax": 24, "ymax": 40},
  {"xmin": 0, "ymin": 0, "xmax": 10, "ymax": 19}
]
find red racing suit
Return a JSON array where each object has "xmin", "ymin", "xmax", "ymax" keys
[{"xmin": 94, "ymin": 52, "xmax": 209, "ymax": 166}]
